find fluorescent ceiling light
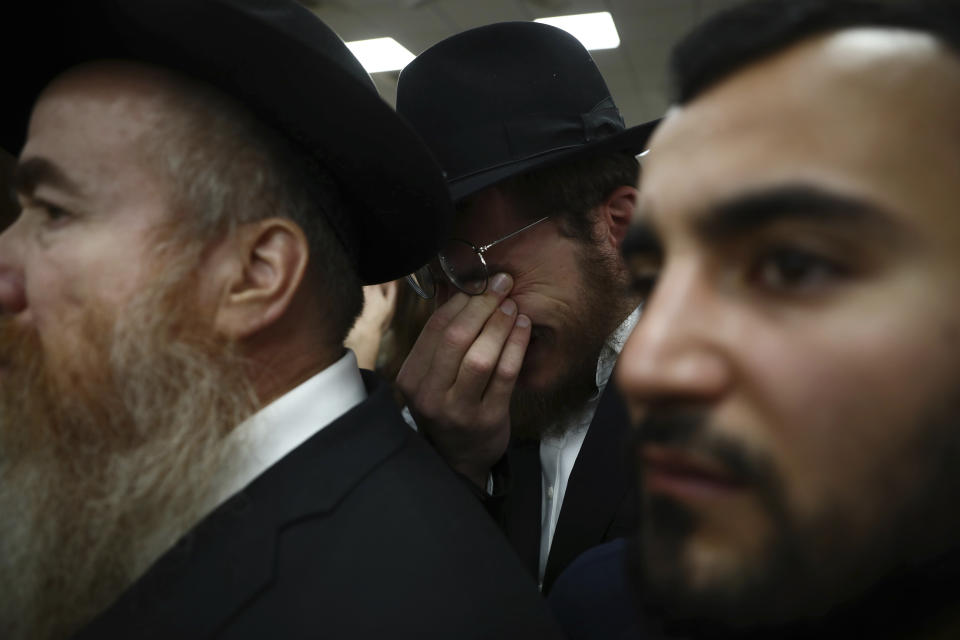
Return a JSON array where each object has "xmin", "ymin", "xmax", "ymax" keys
[
  {"xmin": 534, "ymin": 11, "xmax": 621, "ymax": 51},
  {"xmin": 345, "ymin": 37, "xmax": 415, "ymax": 73}
]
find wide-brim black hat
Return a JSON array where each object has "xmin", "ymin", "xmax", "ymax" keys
[
  {"xmin": 396, "ymin": 21, "xmax": 661, "ymax": 202},
  {"xmin": 2, "ymin": 0, "xmax": 452, "ymax": 284}
]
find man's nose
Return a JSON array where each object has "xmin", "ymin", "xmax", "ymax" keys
[
  {"xmin": 616, "ymin": 260, "xmax": 733, "ymax": 407},
  {"xmin": 0, "ymin": 221, "xmax": 27, "ymax": 315}
]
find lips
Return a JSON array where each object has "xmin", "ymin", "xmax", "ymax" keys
[{"xmin": 641, "ymin": 444, "xmax": 746, "ymax": 498}]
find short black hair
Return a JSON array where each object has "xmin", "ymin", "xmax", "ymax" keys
[{"xmin": 671, "ymin": 0, "xmax": 960, "ymax": 105}]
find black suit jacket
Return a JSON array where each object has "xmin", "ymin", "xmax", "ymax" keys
[
  {"xmin": 493, "ymin": 382, "xmax": 637, "ymax": 594},
  {"xmin": 547, "ymin": 538, "xmax": 648, "ymax": 640},
  {"xmin": 75, "ymin": 372, "xmax": 563, "ymax": 639}
]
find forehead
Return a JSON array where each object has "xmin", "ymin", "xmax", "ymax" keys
[
  {"xmin": 20, "ymin": 61, "xmax": 178, "ymax": 202},
  {"xmin": 641, "ymin": 28, "xmax": 960, "ymax": 236},
  {"xmin": 453, "ymin": 186, "xmax": 526, "ymax": 239}
]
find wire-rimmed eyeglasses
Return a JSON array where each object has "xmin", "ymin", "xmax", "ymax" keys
[{"xmin": 406, "ymin": 216, "xmax": 550, "ymax": 299}]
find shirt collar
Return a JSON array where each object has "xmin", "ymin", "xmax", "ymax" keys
[
  {"xmin": 219, "ymin": 349, "xmax": 367, "ymax": 503},
  {"xmin": 595, "ymin": 304, "xmax": 643, "ymax": 391}
]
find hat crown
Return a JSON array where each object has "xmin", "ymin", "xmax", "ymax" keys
[
  {"xmin": 5, "ymin": 0, "xmax": 454, "ymax": 284},
  {"xmin": 399, "ymin": 22, "xmax": 613, "ymax": 137},
  {"xmin": 397, "ymin": 21, "xmax": 652, "ymax": 201}
]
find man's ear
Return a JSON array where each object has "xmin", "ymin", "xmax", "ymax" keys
[
  {"xmin": 596, "ymin": 184, "xmax": 639, "ymax": 251},
  {"xmin": 214, "ymin": 218, "xmax": 309, "ymax": 341}
]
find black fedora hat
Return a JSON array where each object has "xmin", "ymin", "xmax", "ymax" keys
[
  {"xmin": 396, "ymin": 21, "xmax": 661, "ymax": 202},
  {"xmin": 2, "ymin": 0, "xmax": 452, "ymax": 285}
]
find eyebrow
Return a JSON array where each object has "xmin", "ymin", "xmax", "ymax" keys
[
  {"xmin": 694, "ymin": 184, "xmax": 903, "ymax": 242},
  {"xmin": 12, "ymin": 156, "xmax": 82, "ymax": 198}
]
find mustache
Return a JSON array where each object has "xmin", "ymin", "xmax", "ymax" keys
[{"xmin": 635, "ymin": 408, "xmax": 775, "ymax": 487}]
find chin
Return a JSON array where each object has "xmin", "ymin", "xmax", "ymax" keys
[{"xmin": 636, "ymin": 497, "xmax": 831, "ymax": 637}]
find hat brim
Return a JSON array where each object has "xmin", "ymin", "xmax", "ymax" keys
[
  {"xmin": 448, "ymin": 118, "xmax": 661, "ymax": 202},
  {"xmin": 3, "ymin": 0, "xmax": 452, "ymax": 284}
]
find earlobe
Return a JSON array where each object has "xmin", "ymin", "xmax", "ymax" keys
[
  {"xmin": 215, "ymin": 218, "xmax": 309, "ymax": 340},
  {"xmin": 600, "ymin": 185, "xmax": 639, "ymax": 251}
]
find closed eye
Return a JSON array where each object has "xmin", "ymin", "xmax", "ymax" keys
[
  {"xmin": 40, "ymin": 202, "xmax": 69, "ymax": 221},
  {"xmin": 18, "ymin": 196, "xmax": 73, "ymax": 227}
]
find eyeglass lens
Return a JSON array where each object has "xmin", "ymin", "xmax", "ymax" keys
[
  {"xmin": 407, "ymin": 216, "xmax": 548, "ymax": 300},
  {"xmin": 439, "ymin": 239, "xmax": 488, "ymax": 295}
]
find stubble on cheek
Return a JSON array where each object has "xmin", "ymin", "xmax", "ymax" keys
[{"xmin": 629, "ymin": 411, "xmax": 817, "ymax": 630}]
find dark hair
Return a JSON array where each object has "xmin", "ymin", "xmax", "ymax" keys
[
  {"xmin": 672, "ymin": 0, "xmax": 960, "ymax": 105},
  {"xmin": 466, "ymin": 151, "xmax": 640, "ymax": 245}
]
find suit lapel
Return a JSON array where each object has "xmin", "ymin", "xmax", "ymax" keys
[
  {"xmin": 501, "ymin": 440, "xmax": 542, "ymax": 581},
  {"xmin": 75, "ymin": 374, "xmax": 407, "ymax": 638},
  {"xmin": 541, "ymin": 381, "xmax": 636, "ymax": 593}
]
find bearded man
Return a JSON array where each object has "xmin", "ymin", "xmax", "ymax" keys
[
  {"xmin": 394, "ymin": 21, "xmax": 661, "ymax": 593},
  {"xmin": 550, "ymin": 1, "xmax": 960, "ymax": 639},
  {"xmin": 0, "ymin": 1, "xmax": 564, "ymax": 639}
]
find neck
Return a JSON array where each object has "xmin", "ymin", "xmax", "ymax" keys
[{"xmin": 247, "ymin": 340, "xmax": 343, "ymax": 408}]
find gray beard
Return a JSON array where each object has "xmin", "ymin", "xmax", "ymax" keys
[{"xmin": 0, "ymin": 262, "xmax": 257, "ymax": 640}]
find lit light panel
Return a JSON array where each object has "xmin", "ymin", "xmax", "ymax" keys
[
  {"xmin": 534, "ymin": 11, "xmax": 621, "ymax": 51},
  {"xmin": 345, "ymin": 37, "xmax": 415, "ymax": 73}
]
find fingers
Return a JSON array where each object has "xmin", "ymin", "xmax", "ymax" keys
[
  {"xmin": 453, "ymin": 298, "xmax": 525, "ymax": 399},
  {"xmin": 381, "ymin": 279, "xmax": 398, "ymax": 306},
  {"xmin": 398, "ymin": 273, "xmax": 515, "ymax": 396},
  {"xmin": 394, "ymin": 273, "xmax": 528, "ymax": 481},
  {"xmin": 422, "ymin": 273, "xmax": 516, "ymax": 394},
  {"xmin": 483, "ymin": 313, "xmax": 531, "ymax": 405},
  {"xmin": 396, "ymin": 291, "xmax": 470, "ymax": 393},
  {"xmin": 350, "ymin": 282, "xmax": 400, "ymax": 342},
  {"xmin": 377, "ymin": 280, "xmax": 398, "ymax": 330}
]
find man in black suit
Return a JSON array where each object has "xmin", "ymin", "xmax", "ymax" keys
[
  {"xmin": 0, "ymin": 1, "xmax": 563, "ymax": 638},
  {"xmin": 550, "ymin": 1, "xmax": 960, "ymax": 639},
  {"xmin": 394, "ymin": 22, "xmax": 661, "ymax": 593}
]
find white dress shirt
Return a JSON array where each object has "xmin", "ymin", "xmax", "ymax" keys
[
  {"xmin": 212, "ymin": 349, "xmax": 367, "ymax": 510},
  {"xmin": 537, "ymin": 306, "xmax": 642, "ymax": 587}
]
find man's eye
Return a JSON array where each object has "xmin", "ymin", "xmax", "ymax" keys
[
  {"xmin": 19, "ymin": 198, "xmax": 71, "ymax": 224},
  {"xmin": 753, "ymin": 246, "xmax": 847, "ymax": 292},
  {"xmin": 625, "ymin": 253, "xmax": 661, "ymax": 299},
  {"xmin": 41, "ymin": 203, "xmax": 69, "ymax": 221}
]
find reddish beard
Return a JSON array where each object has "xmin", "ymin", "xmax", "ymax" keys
[
  {"xmin": 509, "ymin": 237, "xmax": 636, "ymax": 441},
  {"xmin": 0, "ymin": 262, "xmax": 258, "ymax": 640},
  {"xmin": 0, "ymin": 310, "xmax": 125, "ymax": 465}
]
